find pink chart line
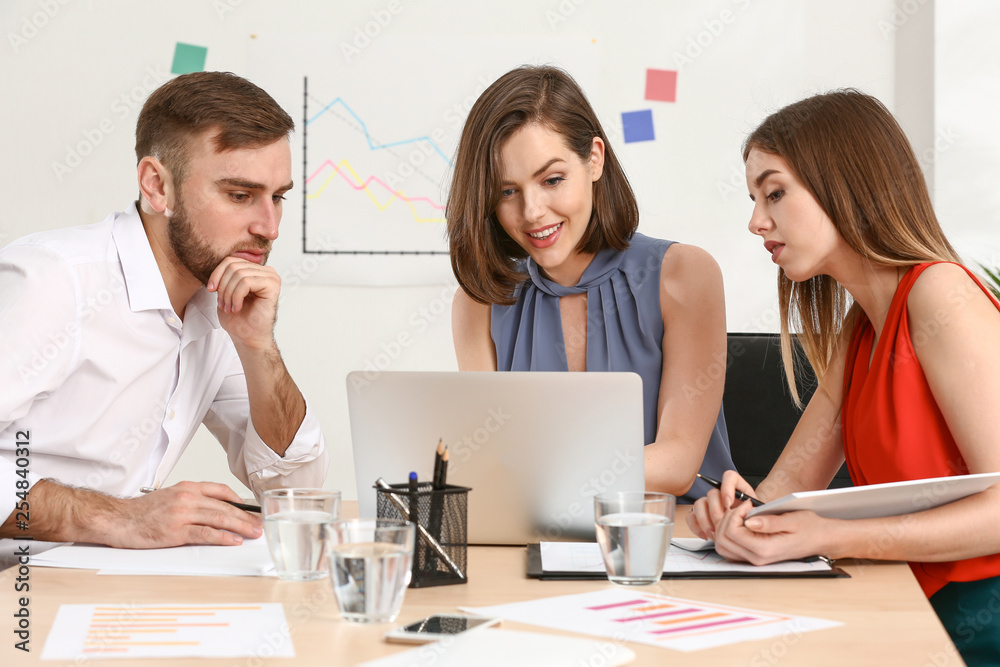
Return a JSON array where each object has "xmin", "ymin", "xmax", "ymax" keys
[
  {"xmin": 306, "ymin": 159, "xmax": 445, "ymax": 211},
  {"xmin": 586, "ymin": 599, "xmax": 649, "ymax": 611}
]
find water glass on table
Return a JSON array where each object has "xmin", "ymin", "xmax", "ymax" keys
[
  {"xmin": 594, "ymin": 491, "xmax": 675, "ymax": 586},
  {"xmin": 262, "ymin": 488, "xmax": 341, "ymax": 581},
  {"xmin": 326, "ymin": 518, "xmax": 415, "ymax": 623}
]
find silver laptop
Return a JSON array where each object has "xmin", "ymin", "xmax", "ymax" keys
[{"xmin": 346, "ymin": 371, "xmax": 646, "ymax": 545}]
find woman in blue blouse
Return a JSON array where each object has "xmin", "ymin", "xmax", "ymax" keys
[{"xmin": 446, "ymin": 65, "xmax": 734, "ymax": 501}]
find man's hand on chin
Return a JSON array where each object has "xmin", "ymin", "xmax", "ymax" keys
[{"xmin": 208, "ymin": 256, "xmax": 281, "ymax": 351}]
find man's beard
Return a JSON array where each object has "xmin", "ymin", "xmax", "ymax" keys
[{"xmin": 167, "ymin": 195, "xmax": 272, "ymax": 285}]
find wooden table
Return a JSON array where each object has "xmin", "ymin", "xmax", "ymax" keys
[{"xmin": 1, "ymin": 507, "xmax": 964, "ymax": 666}]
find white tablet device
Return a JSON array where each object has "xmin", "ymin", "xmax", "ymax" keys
[{"xmin": 747, "ymin": 472, "xmax": 1000, "ymax": 520}]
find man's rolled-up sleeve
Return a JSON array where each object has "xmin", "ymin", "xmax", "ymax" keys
[{"xmin": 202, "ymin": 360, "xmax": 328, "ymax": 499}]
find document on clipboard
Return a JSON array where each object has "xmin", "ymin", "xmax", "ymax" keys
[{"xmin": 527, "ymin": 538, "xmax": 847, "ymax": 580}]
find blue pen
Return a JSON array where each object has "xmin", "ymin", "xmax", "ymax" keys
[{"xmin": 408, "ymin": 471, "xmax": 419, "ymax": 525}]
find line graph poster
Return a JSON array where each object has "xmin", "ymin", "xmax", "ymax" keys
[
  {"xmin": 248, "ymin": 34, "xmax": 598, "ymax": 285},
  {"xmin": 303, "ymin": 83, "xmax": 451, "ymax": 254}
]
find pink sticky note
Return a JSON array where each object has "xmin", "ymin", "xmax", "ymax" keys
[{"xmin": 645, "ymin": 69, "xmax": 677, "ymax": 103}]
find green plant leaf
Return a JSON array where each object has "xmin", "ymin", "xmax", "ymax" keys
[{"xmin": 976, "ymin": 264, "xmax": 1000, "ymax": 300}]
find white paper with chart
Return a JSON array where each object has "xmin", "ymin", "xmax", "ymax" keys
[
  {"xmin": 462, "ymin": 589, "xmax": 840, "ymax": 652},
  {"xmin": 40, "ymin": 603, "xmax": 294, "ymax": 660}
]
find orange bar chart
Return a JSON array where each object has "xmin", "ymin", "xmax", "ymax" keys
[{"xmin": 42, "ymin": 603, "xmax": 294, "ymax": 660}]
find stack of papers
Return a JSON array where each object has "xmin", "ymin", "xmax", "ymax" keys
[{"xmin": 29, "ymin": 537, "xmax": 275, "ymax": 576}]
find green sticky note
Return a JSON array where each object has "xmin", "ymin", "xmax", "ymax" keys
[{"xmin": 171, "ymin": 43, "xmax": 208, "ymax": 75}]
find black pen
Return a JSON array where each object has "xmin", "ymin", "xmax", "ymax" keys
[
  {"xmin": 139, "ymin": 487, "xmax": 261, "ymax": 513},
  {"xmin": 696, "ymin": 474, "xmax": 765, "ymax": 507}
]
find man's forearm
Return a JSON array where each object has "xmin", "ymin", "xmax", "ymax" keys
[
  {"xmin": 237, "ymin": 343, "xmax": 307, "ymax": 456},
  {"xmin": 0, "ymin": 479, "xmax": 121, "ymax": 543},
  {"xmin": 3, "ymin": 479, "xmax": 265, "ymax": 548}
]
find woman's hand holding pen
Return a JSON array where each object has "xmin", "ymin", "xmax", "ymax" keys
[
  {"xmin": 687, "ymin": 470, "xmax": 759, "ymax": 540},
  {"xmin": 688, "ymin": 470, "xmax": 843, "ymax": 565}
]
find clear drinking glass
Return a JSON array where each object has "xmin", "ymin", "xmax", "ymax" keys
[
  {"xmin": 326, "ymin": 518, "xmax": 415, "ymax": 623},
  {"xmin": 262, "ymin": 488, "xmax": 341, "ymax": 581},
  {"xmin": 594, "ymin": 491, "xmax": 675, "ymax": 586}
]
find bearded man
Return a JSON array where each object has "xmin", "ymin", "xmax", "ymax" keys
[{"xmin": 0, "ymin": 72, "xmax": 327, "ymax": 566}]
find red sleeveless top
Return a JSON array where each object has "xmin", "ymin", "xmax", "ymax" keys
[{"xmin": 842, "ymin": 262, "xmax": 1000, "ymax": 598}]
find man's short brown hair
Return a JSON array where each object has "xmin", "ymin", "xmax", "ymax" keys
[{"xmin": 135, "ymin": 71, "xmax": 294, "ymax": 183}]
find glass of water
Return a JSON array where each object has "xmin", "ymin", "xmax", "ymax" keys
[
  {"xmin": 262, "ymin": 488, "xmax": 341, "ymax": 581},
  {"xmin": 325, "ymin": 518, "xmax": 415, "ymax": 623},
  {"xmin": 594, "ymin": 491, "xmax": 675, "ymax": 586}
]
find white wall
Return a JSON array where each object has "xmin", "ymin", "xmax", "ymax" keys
[{"xmin": 4, "ymin": 0, "xmax": 994, "ymax": 501}]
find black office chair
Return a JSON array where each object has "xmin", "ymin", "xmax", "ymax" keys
[{"xmin": 723, "ymin": 333, "xmax": 852, "ymax": 489}]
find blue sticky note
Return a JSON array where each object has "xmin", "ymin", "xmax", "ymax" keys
[
  {"xmin": 171, "ymin": 43, "xmax": 208, "ymax": 75},
  {"xmin": 621, "ymin": 110, "xmax": 655, "ymax": 143}
]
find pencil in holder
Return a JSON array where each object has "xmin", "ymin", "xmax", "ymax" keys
[{"xmin": 375, "ymin": 481, "xmax": 469, "ymax": 588}]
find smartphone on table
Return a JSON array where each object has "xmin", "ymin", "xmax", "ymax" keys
[{"xmin": 384, "ymin": 614, "xmax": 502, "ymax": 644}]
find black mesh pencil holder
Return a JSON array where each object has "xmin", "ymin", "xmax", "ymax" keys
[{"xmin": 375, "ymin": 482, "xmax": 469, "ymax": 588}]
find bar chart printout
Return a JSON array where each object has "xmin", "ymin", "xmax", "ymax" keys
[
  {"xmin": 41, "ymin": 603, "xmax": 294, "ymax": 659},
  {"xmin": 463, "ymin": 589, "xmax": 841, "ymax": 652}
]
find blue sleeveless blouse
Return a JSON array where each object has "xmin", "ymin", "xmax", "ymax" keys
[{"xmin": 490, "ymin": 233, "xmax": 734, "ymax": 502}]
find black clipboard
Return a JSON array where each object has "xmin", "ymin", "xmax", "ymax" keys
[{"xmin": 525, "ymin": 543, "xmax": 850, "ymax": 580}]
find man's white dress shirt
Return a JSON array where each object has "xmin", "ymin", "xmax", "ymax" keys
[{"xmin": 0, "ymin": 203, "xmax": 328, "ymax": 553}]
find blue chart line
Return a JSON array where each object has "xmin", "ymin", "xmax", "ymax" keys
[
  {"xmin": 301, "ymin": 77, "xmax": 450, "ymax": 256},
  {"xmin": 307, "ymin": 97, "xmax": 453, "ymax": 167}
]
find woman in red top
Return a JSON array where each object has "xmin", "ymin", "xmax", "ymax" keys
[{"xmin": 688, "ymin": 90, "xmax": 1000, "ymax": 664}]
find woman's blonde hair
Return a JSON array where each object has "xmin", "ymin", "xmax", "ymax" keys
[{"xmin": 743, "ymin": 90, "xmax": 961, "ymax": 402}]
